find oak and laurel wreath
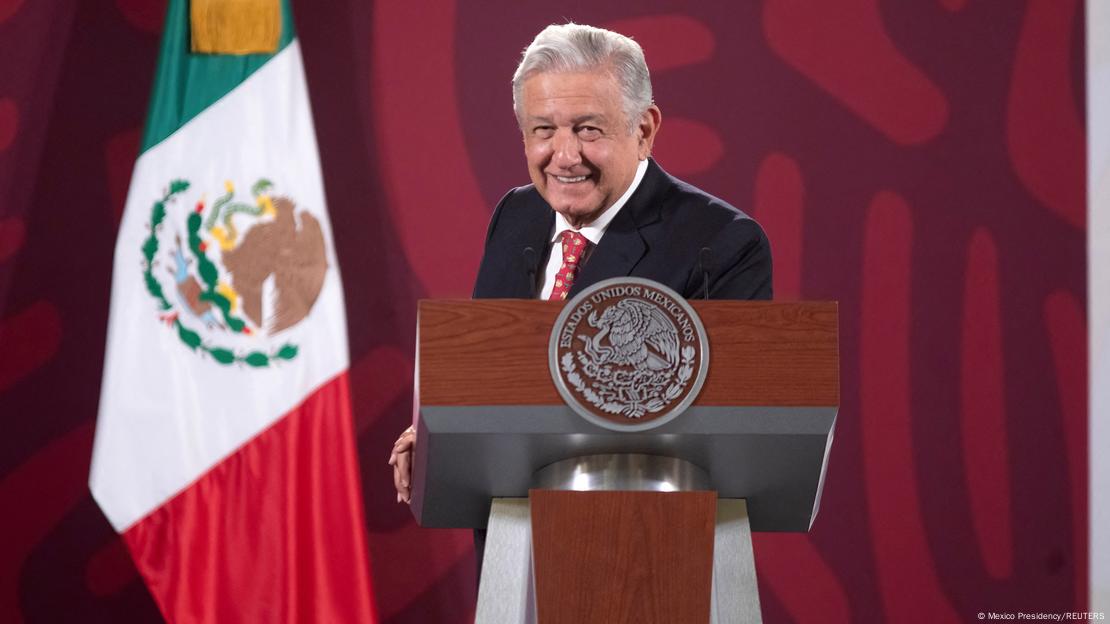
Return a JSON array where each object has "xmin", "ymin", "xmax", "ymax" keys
[
  {"xmin": 141, "ymin": 178, "xmax": 299, "ymax": 367},
  {"xmin": 560, "ymin": 346, "xmax": 696, "ymax": 419}
]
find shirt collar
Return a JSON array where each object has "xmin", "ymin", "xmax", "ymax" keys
[{"xmin": 550, "ymin": 158, "xmax": 649, "ymax": 245}]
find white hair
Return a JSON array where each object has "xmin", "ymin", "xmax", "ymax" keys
[{"xmin": 512, "ymin": 23, "xmax": 653, "ymax": 132}]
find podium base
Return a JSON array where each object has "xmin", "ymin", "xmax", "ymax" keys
[
  {"xmin": 712, "ymin": 499, "xmax": 763, "ymax": 623},
  {"xmin": 475, "ymin": 497, "xmax": 761, "ymax": 624},
  {"xmin": 476, "ymin": 499, "xmax": 536, "ymax": 623}
]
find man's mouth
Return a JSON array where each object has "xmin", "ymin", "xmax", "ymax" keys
[{"xmin": 551, "ymin": 174, "xmax": 590, "ymax": 184}]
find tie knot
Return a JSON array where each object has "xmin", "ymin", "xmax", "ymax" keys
[{"xmin": 560, "ymin": 230, "xmax": 588, "ymax": 262}]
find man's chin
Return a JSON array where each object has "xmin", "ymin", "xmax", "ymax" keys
[{"xmin": 552, "ymin": 204, "xmax": 606, "ymax": 227}]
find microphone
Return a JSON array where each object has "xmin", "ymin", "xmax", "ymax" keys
[
  {"xmin": 697, "ymin": 247, "xmax": 713, "ymax": 301},
  {"xmin": 522, "ymin": 246, "xmax": 539, "ymax": 299}
]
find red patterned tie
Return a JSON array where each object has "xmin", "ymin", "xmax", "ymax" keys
[{"xmin": 548, "ymin": 230, "xmax": 589, "ymax": 300}]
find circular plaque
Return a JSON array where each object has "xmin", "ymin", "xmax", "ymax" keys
[{"xmin": 549, "ymin": 277, "xmax": 710, "ymax": 432}]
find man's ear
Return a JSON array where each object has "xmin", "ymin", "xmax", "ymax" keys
[{"xmin": 638, "ymin": 105, "xmax": 662, "ymax": 159}]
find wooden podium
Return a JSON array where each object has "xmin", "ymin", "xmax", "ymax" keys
[{"xmin": 410, "ymin": 298, "xmax": 839, "ymax": 623}]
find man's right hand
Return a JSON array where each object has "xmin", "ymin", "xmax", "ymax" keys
[{"xmin": 388, "ymin": 426, "xmax": 416, "ymax": 503}]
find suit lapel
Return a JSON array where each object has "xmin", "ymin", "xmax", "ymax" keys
[
  {"xmin": 568, "ymin": 159, "xmax": 666, "ymax": 297},
  {"xmin": 512, "ymin": 205, "xmax": 554, "ymax": 298},
  {"xmin": 570, "ymin": 221, "xmax": 645, "ymax": 296}
]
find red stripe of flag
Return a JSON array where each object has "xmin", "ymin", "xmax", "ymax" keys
[{"xmin": 123, "ymin": 372, "xmax": 376, "ymax": 623}]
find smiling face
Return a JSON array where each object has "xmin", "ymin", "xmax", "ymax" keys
[{"xmin": 519, "ymin": 69, "xmax": 661, "ymax": 228}]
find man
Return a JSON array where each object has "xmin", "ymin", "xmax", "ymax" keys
[{"xmin": 390, "ymin": 22, "xmax": 771, "ymax": 507}]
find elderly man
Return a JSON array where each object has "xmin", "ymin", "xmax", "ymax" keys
[{"xmin": 389, "ymin": 22, "xmax": 771, "ymax": 507}]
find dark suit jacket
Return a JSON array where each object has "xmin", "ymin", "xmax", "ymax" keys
[{"xmin": 472, "ymin": 159, "xmax": 772, "ymax": 300}]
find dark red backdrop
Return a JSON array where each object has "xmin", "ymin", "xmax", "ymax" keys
[{"xmin": 0, "ymin": 1, "xmax": 1087, "ymax": 622}]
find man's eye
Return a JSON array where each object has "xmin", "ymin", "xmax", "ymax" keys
[
  {"xmin": 533, "ymin": 126, "xmax": 555, "ymax": 138},
  {"xmin": 577, "ymin": 126, "xmax": 602, "ymax": 139}
]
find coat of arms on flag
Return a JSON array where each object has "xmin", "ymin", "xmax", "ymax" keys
[{"xmin": 142, "ymin": 177, "xmax": 328, "ymax": 366}]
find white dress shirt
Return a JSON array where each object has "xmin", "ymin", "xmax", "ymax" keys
[{"xmin": 539, "ymin": 159, "xmax": 649, "ymax": 299}]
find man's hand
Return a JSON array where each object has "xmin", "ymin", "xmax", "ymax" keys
[{"xmin": 388, "ymin": 426, "xmax": 416, "ymax": 503}]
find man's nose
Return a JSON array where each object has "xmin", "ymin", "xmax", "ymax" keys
[{"xmin": 551, "ymin": 129, "xmax": 582, "ymax": 168}]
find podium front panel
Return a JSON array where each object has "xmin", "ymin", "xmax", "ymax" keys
[{"xmin": 411, "ymin": 299, "xmax": 839, "ymax": 533}]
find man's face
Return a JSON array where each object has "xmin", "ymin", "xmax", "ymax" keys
[{"xmin": 519, "ymin": 69, "xmax": 660, "ymax": 228}]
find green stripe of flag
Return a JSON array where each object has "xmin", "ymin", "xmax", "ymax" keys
[{"xmin": 141, "ymin": 0, "xmax": 296, "ymax": 152}]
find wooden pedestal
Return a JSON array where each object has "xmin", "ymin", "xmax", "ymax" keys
[{"xmin": 529, "ymin": 490, "xmax": 717, "ymax": 624}]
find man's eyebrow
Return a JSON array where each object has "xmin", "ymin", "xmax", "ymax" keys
[
  {"xmin": 571, "ymin": 114, "xmax": 606, "ymax": 125},
  {"xmin": 525, "ymin": 114, "xmax": 609, "ymax": 126}
]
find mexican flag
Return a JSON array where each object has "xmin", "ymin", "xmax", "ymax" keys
[{"xmin": 88, "ymin": 1, "xmax": 377, "ymax": 621}]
